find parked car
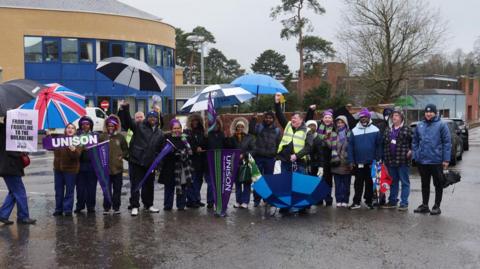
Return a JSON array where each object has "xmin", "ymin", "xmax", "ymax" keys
[
  {"xmin": 446, "ymin": 118, "xmax": 469, "ymax": 151},
  {"xmin": 73, "ymin": 107, "xmax": 107, "ymax": 133},
  {"xmin": 410, "ymin": 119, "xmax": 463, "ymax": 166}
]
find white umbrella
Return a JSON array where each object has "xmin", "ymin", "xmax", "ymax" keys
[{"xmin": 181, "ymin": 84, "xmax": 255, "ymax": 112}]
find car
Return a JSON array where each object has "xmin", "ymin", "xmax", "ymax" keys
[
  {"xmin": 446, "ymin": 118, "xmax": 469, "ymax": 151},
  {"xmin": 410, "ymin": 119, "xmax": 463, "ymax": 166}
]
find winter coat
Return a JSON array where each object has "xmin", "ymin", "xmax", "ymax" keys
[
  {"xmin": 249, "ymin": 118, "xmax": 281, "ymax": 158},
  {"xmin": 159, "ymin": 133, "xmax": 194, "ymax": 187},
  {"xmin": 413, "ymin": 116, "xmax": 451, "ymax": 165},
  {"xmin": 331, "ymin": 115, "xmax": 352, "ymax": 175},
  {"xmin": 99, "ymin": 115, "xmax": 129, "ymax": 175},
  {"xmin": 226, "ymin": 133, "xmax": 255, "ymax": 161},
  {"xmin": 383, "ymin": 123, "xmax": 412, "ymax": 167},
  {"xmin": 207, "ymin": 119, "xmax": 226, "ymax": 150},
  {"xmin": 348, "ymin": 120, "xmax": 383, "ymax": 165},
  {"xmin": 184, "ymin": 114, "xmax": 207, "ymax": 173},
  {"xmin": 126, "ymin": 119, "xmax": 165, "ymax": 168},
  {"xmin": 0, "ymin": 123, "xmax": 25, "ymax": 177},
  {"xmin": 53, "ymin": 146, "xmax": 82, "ymax": 174},
  {"xmin": 309, "ymin": 134, "xmax": 329, "ymax": 168},
  {"xmin": 77, "ymin": 116, "xmax": 96, "ymax": 168}
]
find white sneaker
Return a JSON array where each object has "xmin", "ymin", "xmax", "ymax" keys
[
  {"xmin": 234, "ymin": 202, "xmax": 240, "ymax": 208},
  {"xmin": 131, "ymin": 208, "xmax": 138, "ymax": 216},
  {"xmin": 342, "ymin": 203, "xmax": 348, "ymax": 207},
  {"xmin": 147, "ymin": 207, "xmax": 160, "ymax": 213},
  {"xmin": 113, "ymin": 210, "xmax": 121, "ymax": 215},
  {"xmin": 103, "ymin": 210, "xmax": 111, "ymax": 215},
  {"xmin": 241, "ymin": 203, "xmax": 248, "ymax": 209},
  {"xmin": 336, "ymin": 203, "xmax": 342, "ymax": 207}
]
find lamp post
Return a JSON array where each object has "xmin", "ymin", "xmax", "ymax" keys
[{"xmin": 187, "ymin": 35, "xmax": 206, "ymax": 85}]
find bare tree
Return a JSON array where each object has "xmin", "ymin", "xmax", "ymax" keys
[
  {"xmin": 474, "ymin": 36, "xmax": 480, "ymax": 65},
  {"xmin": 338, "ymin": 0, "xmax": 446, "ymax": 103}
]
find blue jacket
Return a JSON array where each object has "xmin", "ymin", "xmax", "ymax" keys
[
  {"xmin": 348, "ymin": 120, "xmax": 383, "ymax": 164},
  {"xmin": 412, "ymin": 116, "xmax": 451, "ymax": 164}
]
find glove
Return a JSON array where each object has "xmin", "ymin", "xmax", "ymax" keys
[{"xmin": 317, "ymin": 167, "xmax": 324, "ymax": 177}]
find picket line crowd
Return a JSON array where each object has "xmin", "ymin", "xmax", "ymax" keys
[{"xmin": 0, "ymin": 93, "xmax": 452, "ymax": 225}]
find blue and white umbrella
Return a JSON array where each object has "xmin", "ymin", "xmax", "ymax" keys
[{"xmin": 181, "ymin": 84, "xmax": 255, "ymax": 112}]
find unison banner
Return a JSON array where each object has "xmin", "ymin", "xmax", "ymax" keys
[
  {"xmin": 87, "ymin": 140, "xmax": 111, "ymax": 204},
  {"xmin": 5, "ymin": 109, "xmax": 38, "ymax": 152},
  {"xmin": 43, "ymin": 134, "xmax": 98, "ymax": 150},
  {"xmin": 207, "ymin": 149, "xmax": 241, "ymax": 217},
  {"xmin": 134, "ymin": 141, "xmax": 174, "ymax": 192}
]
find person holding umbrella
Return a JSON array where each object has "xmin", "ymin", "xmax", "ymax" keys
[
  {"xmin": 274, "ymin": 93, "xmax": 313, "ymax": 174},
  {"xmin": 52, "ymin": 123, "xmax": 81, "ymax": 217},
  {"xmin": 0, "ymin": 118, "xmax": 36, "ymax": 225},
  {"xmin": 348, "ymin": 108, "xmax": 383, "ymax": 210},
  {"xmin": 118, "ymin": 104, "xmax": 165, "ymax": 216},
  {"xmin": 75, "ymin": 116, "xmax": 98, "ymax": 214}
]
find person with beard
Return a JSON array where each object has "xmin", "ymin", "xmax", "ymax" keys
[
  {"xmin": 249, "ymin": 111, "xmax": 281, "ymax": 207},
  {"xmin": 348, "ymin": 108, "xmax": 383, "ymax": 210},
  {"xmin": 184, "ymin": 113, "xmax": 207, "ymax": 208}
]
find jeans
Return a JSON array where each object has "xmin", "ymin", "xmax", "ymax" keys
[
  {"xmin": 253, "ymin": 157, "xmax": 275, "ymax": 203},
  {"xmin": 417, "ymin": 164, "xmax": 443, "ymax": 206},
  {"xmin": 0, "ymin": 176, "xmax": 30, "ymax": 220},
  {"xmin": 353, "ymin": 164, "xmax": 373, "ymax": 205},
  {"xmin": 76, "ymin": 163, "xmax": 97, "ymax": 211},
  {"xmin": 186, "ymin": 171, "xmax": 204, "ymax": 204},
  {"xmin": 54, "ymin": 170, "xmax": 76, "ymax": 214},
  {"xmin": 334, "ymin": 174, "xmax": 351, "ymax": 204},
  {"xmin": 235, "ymin": 181, "xmax": 251, "ymax": 204},
  {"xmin": 387, "ymin": 165, "xmax": 410, "ymax": 206},
  {"xmin": 164, "ymin": 183, "xmax": 186, "ymax": 209},
  {"xmin": 103, "ymin": 173, "xmax": 123, "ymax": 211}
]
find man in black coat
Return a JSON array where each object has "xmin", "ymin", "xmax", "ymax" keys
[{"xmin": 119, "ymin": 104, "xmax": 165, "ymax": 216}]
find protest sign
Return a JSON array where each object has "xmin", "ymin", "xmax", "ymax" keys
[
  {"xmin": 6, "ymin": 109, "xmax": 38, "ymax": 152},
  {"xmin": 42, "ymin": 133, "xmax": 98, "ymax": 150}
]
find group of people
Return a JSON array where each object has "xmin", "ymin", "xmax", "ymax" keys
[{"xmin": 0, "ymin": 94, "xmax": 452, "ymax": 225}]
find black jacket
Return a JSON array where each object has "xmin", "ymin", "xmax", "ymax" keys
[
  {"xmin": 184, "ymin": 128, "xmax": 207, "ymax": 173},
  {"xmin": 310, "ymin": 134, "xmax": 329, "ymax": 168},
  {"xmin": 226, "ymin": 133, "xmax": 255, "ymax": 161},
  {"xmin": 159, "ymin": 133, "xmax": 191, "ymax": 184},
  {"xmin": 0, "ymin": 123, "xmax": 24, "ymax": 177},
  {"xmin": 128, "ymin": 120, "xmax": 165, "ymax": 168},
  {"xmin": 249, "ymin": 118, "xmax": 281, "ymax": 158}
]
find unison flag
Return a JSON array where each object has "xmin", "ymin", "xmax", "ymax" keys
[
  {"xmin": 134, "ymin": 141, "xmax": 174, "ymax": 192},
  {"xmin": 87, "ymin": 140, "xmax": 111, "ymax": 204},
  {"xmin": 207, "ymin": 149, "xmax": 241, "ymax": 217}
]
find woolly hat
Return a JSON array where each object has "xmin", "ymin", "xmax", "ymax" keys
[
  {"xmin": 358, "ymin": 108, "xmax": 371, "ymax": 119},
  {"xmin": 425, "ymin": 104, "xmax": 437, "ymax": 114},
  {"xmin": 306, "ymin": 120, "xmax": 318, "ymax": 129},
  {"xmin": 146, "ymin": 110, "xmax": 159, "ymax": 118},
  {"xmin": 323, "ymin": 109, "xmax": 334, "ymax": 117}
]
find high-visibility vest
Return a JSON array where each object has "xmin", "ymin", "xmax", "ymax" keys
[{"xmin": 277, "ymin": 122, "xmax": 307, "ymax": 156}]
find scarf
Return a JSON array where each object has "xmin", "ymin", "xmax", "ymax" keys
[
  {"xmin": 318, "ymin": 123, "xmax": 339, "ymax": 162},
  {"xmin": 389, "ymin": 126, "xmax": 401, "ymax": 156},
  {"xmin": 337, "ymin": 127, "xmax": 348, "ymax": 143}
]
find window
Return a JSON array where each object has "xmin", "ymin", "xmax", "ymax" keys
[
  {"xmin": 167, "ymin": 49, "xmax": 173, "ymax": 67},
  {"xmin": 162, "ymin": 48, "xmax": 168, "ymax": 67},
  {"xmin": 80, "ymin": 41, "xmax": 94, "ymax": 62},
  {"xmin": 44, "ymin": 39, "xmax": 59, "ymax": 62},
  {"xmin": 24, "ymin": 36, "xmax": 42, "ymax": 62},
  {"xmin": 156, "ymin": 46, "xmax": 162, "ymax": 66},
  {"xmin": 111, "ymin": 43, "xmax": 123, "ymax": 57},
  {"xmin": 125, "ymin": 42, "xmax": 136, "ymax": 58},
  {"xmin": 147, "ymin": 44, "xmax": 155, "ymax": 66},
  {"xmin": 95, "ymin": 108, "xmax": 106, "ymax": 119},
  {"xmin": 138, "ymin": 47, "xmax": 146, "ymax": 62},
  {"xmin": 99, "ymin": 40, "xmax": 109, "ymax": 60},
  {"xmin": 61, "ymin": 38, "xmax": 78, "ymax": 63}
]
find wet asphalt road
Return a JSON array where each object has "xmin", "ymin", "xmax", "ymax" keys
[{"xmin": 1, "ymin": 130, "xmax": 480, "ymax": 268}]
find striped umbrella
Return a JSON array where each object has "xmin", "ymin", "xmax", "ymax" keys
[
  {"xmin": 20, "ymin": 83, "xmax": 86, "ymax": 129},
  {"xmin": 181, "ymin": 84, "xmax": 255, "ymax": 113},
  {"xmin": 96, "ymin": 57, "xmax": 167, "ymax": 91}
]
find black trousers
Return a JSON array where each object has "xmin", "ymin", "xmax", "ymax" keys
[
  {"xmin": 353, "ymin": 165, "xmax": 373, "ymax": 205},
  {"xmin": 417, "ymin": 164, "xmax": 443, "ymax": 206},
  {"xmin": 104, "ymin": 173, "xmax": 123, "ymax": 211},
  {"xmin": 130, "ymin": 163, "xmax": 155, "ymax": 209}
]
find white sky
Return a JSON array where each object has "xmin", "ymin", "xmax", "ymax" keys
[{"xmin": 120, "ymin": 0, "xmax": 480, "ymax": 72}]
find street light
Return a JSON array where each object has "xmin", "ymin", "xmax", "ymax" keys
[{"xmin": 187, "ymin": 35, "xmax": 206, "ymax": 85}]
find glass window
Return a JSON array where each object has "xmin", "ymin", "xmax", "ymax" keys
[
  {"xmin": 125, "ymin": 42, "xmax": 136, "ymax": 58},
  {"xmin": 44, "ymin": 39, "xmax": 59, "ymax": 62},
  {"xmin": 162, "ymin": 48, "xmax": 168, "ymax": 67},
  {"xmin": 168, "ymin": 49, "xmax": 173, "ymax": 67},
  {"xmin": 138, "ymin": 47, "xmax": 146, "ymax": 62},
  {"xmin": 24, "ymin": 36, "xmax": 42, "ymax": 62},
  {"xmin": 99, "ymin": 40, "xmax": 109, "ymax": 60},
  {"xmin": 147, "ymin": 44, "xmax": 155, "ymax": 66},
  {"xmin": 95, "ymin": 108, "xmax": 106, "ymax": 119},
  {"xmin": 80, "ymin": 41, "xmax": 94, "ymax": 62},
  {"xmin": 61, "ymin": 38, "xmax": 78, "ymax": 63},
  {"xmin": 111, "ymin": 43, "xmax": 123, "ymax": 57},
  {"xmin": 156, "ymin": 47, "xmax": 162, "ymax": 66}
]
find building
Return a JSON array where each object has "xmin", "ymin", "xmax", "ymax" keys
[
  {"xmin": 459, "ymin": 76, "xmax": 480, "ymax": 122},
  {"xmin": 0, "ymin": 0, "xmax": 176, "ymax": 115}
]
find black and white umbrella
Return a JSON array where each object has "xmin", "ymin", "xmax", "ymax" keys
[
  {"xmin": 96, "ymin": 57, "xmax": 167, "ymax": 91},
  {"xmin": 181, "ymin": 84, "xmax": 255, "ymax": 112},
  {"xmin": 0, "ymin": 79, "xmax": 46, "ymax": 116}
]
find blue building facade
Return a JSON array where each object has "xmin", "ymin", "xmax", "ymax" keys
[{"xmin": 24, "ymin": 36, "xmax": 175, "ymax": 114}]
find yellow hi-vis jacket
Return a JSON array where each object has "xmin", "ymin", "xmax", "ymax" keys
[{"xmin": 277, "ymin": 122, "xmax": 307, "ymax": 159}]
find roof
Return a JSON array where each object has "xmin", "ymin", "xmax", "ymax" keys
[
  {"xmin": 0, "ymin": 0, "xmax": 162, "ymax": 21},
  {"xmin": 410, "ymin": 89, "xmax": 465, "ymax": 95}
]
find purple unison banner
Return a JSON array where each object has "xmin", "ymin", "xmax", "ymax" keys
[
  {"xmin": 43, "ymin": 134, "xmax": 99, "ymax": 150},
  {"xmin": 134, "ymin": 141, "xmax": 174, "ymax": 192},
  {"xmin": 207, "ymin": 149, "xmax": 241, "ymax": 217},
  {"xmin": 87, "ymin": 140, "xmax": 111, "ymax": 204}
]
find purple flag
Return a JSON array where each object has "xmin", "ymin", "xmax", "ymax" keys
[
  {"xmin": 134, "ymin": 141, "xmax": 174, "ymax": 192},
  {"xmin": 207, "ymin": 149, "xmax": 241, "ymax": 217},
  {"xmin": 207, "ymin": 92, "xmax": 217, "ymax": 133},
  {"xmin": 87, "ymin": 140, "xmax": 111, "ymax": 204},
  {"xmin": 43, "ymin": 134, "xmax": 99, "ymax": 150}
]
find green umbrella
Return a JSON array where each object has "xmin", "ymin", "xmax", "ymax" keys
[{"xmin": 395, "ymin": 96, "xmax": 415, "ymax": 107}]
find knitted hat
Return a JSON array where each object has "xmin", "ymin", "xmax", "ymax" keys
[
  {"xmin": 383, "ymin": 107, "xmax": 394, "ymax": 117},
  {"xmin": 106, "ymin": 116, "xmax": 119, "ymax": 126},
  {"xmin": 358, "ymin": 108, "xmax": 371, "ymax": 119},
  {"xmin": 306, "ymin": 120, "xmax": 318, "ymax": 129},
  {"xmin": 323, "ymin": 109, "xmax": 333, "ymax": 117},
  {"xmin": 425, "ymin": 104, "xmax": 437, "ymax": 113},
  {"xmin": 146, "ymin": 110, "xmax": 159, "ymax": 118},
  {"xmin": 169, "ymin": 118, "xmax": 181, "ymax": 129}
]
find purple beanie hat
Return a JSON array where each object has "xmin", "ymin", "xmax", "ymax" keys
[
  {"xmin": 359, "ymin": 108, "xmax": 371, "ymax": 119},
  {"xmin": 169, "ymin": 118, "xmax": 181, "ymax": 129},
  {"xmin": 323, "ymin": 109, "xmax": 333, "ymax": 117},
  {"xmin": 106, "ymin": 116, "xmax": 119, "ymax": 126}
]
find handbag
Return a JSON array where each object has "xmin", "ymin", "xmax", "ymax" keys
[
  {"xmin": 443, "ymin": 170, "xmax": 461, "ymax": 188},
  {"xmin": 20, "ymin": 153, "xmax": 30, "ymax": 168},
  {"xmin": 237, "ymin": 160, "xmax": 252, "ymax": 184}
]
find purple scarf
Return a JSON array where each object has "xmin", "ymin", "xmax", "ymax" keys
[{"xmin": 389, "ymin": 126, "xmax": 401, "ymax": 156}]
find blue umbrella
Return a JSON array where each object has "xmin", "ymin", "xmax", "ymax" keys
[
  {"xmin": 253, "ymin": 172, "xmax": 331, "ymax": 210},
  {"xmin": 231, "ymin": 74, "xmax": 289, "ymax": 95}
]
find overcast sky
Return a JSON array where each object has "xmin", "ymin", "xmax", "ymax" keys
[{"xmin": 120, "ymin": 0, "xmax": 480, "ymax": 72}]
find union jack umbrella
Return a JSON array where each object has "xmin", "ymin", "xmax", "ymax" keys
[{"xmin": 20, "ymin": 83, "xmax": 86, "ymax": 129}]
